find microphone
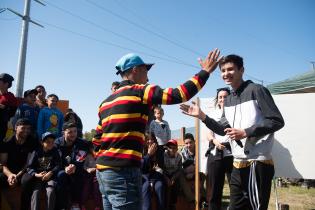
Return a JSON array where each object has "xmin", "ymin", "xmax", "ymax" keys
[
  {"xmin": 235, "ymin": 140, "xmax": 243, "ymax": 148},
  {"xmin": 65, "ymin": 156, "xmax": 71, "ymax": 166}
]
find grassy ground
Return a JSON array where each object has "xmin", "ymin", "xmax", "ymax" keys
[{"xmin": 221, "ymin": 182, "xmax": 315, "ymax": 210}]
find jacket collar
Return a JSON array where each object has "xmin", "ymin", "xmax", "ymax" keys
[{"xmin": 232, "ymin": 80, "xmax": 253, "ymax": 96}]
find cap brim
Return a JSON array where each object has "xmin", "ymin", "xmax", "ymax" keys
[
  {"xmin": 30, "ymin": 89, "xmax": 38, "ymax": 95},
  {"xmin": 42, "ymin": 134, "xmax": 55, "ymax": 141},
  {"xmin": 145, "ymin": 63, "xmax": 154, "ymax": 71}
]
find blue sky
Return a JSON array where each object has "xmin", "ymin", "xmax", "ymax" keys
[{"xmin": 1, "ymin": 0, "xmax": 314, "ymax": 133}]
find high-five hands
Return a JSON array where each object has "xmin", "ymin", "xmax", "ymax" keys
[{"xmin": 198, "ymin": 48, "xmax": 223, "ymax": 74}]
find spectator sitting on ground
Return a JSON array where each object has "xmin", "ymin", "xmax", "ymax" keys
[
  {"xmin": 54, "ymin": 122, "xmax": 89, "ymax": 210},
  {"xmin": 179, "ymin": 133, "xmax": 207, "ymax": 206},
  {"xmin": 0, "ymin": 118, "xmax": 39, "ymax": 210},
  {"xmin": 142, "ymin": 132, "xmax": 165, "ymax": 210},
  {"xmin": 80, "ymin": 142, "xmax": 102, "ymax": 210},
  {"xmin": 163, "ymin": 139, "xmax": 182, "ymax": 210},
  {"xmin": 24, "ymin": 132, "xmax": 61, "ymax": 210}
]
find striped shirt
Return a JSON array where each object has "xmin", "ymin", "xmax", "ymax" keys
[{"xmin": 93, "ymin": 70, "xmax": 209, "ymax": 169}]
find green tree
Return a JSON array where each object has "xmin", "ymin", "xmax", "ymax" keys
[{"xmin": 84, "ymin": 129, "xmax": 96, "ymax": 141}]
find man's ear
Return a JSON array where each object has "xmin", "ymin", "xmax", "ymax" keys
[
  {"xmin": 240, "ymin": 67, "xmax": 244, "ymax": 73},
  {"xmin": 132, "ymin": 66, "xmax": 139, "ymax": 73}
]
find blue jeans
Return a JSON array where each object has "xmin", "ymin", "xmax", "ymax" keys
[{"xmin": 96, "ymin": 167, "xmax": 142, "ymax": 210}]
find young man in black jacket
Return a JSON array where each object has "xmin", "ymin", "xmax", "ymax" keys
[{"xmin": 181, "ymin": 54, "xmax": 284, "ymax": 210}]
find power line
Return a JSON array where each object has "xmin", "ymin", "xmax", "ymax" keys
[
  {"xmin": 99, "ymin": 0, "xmax": 266, "ymax": 84},
  {"xmin": 33, "ymin": 18, "xmax": 203, "ymax": 70},
  {"xmin": 85, "ymin": 0, "xmax": 204, "ymax": 57},
  {"xmin": 42, "ymin": 0, "xmax": 200, "ymax": 69},
  {"xmin": 113, "ymin": 0, "xmax": 189, "ymax": 49}
]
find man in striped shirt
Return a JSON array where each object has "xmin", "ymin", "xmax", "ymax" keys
[{"xmin": 93, "ymin": 48, "xmax": 222, "ymax": 210}]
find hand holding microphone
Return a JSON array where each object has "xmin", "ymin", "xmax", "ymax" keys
[{"xmin": 224, "ymin": 128, "xmax": 247, "ymax": 148}]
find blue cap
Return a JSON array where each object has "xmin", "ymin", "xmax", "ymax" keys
[
  {"xmin": 115, "ymin": 53, "xmax": 154, "ymax": 75},
  {"xmin": 41, "ymin": 132, "xmax": 55, "ymax": 142}
]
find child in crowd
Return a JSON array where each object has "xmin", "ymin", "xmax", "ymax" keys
[
  {"xmin": 149, "ymin": 106, "xmax": 171, "ymax": 146},
  {"xmin": 180, "ymin": 133, "xmax": 207, "ymax": 207},
  {"xmin": 80, "ymin": 142, "xmax": 102, "ymax": 210},
  {"xmin": 25, "ymin": 132, "xmax": 61, "ymax": 210},
  {"xmin": 142, "ymin": 132, "xmax": 165, "ymax": 210},
  {"xmin": 163, "ymin": 139, "xmax": 182, "ymax": 210},
  {"xmin": 37, "ymin": 94, "xmax": 64, "ymax": 138},
  {"xmin": 14, "ymin": 89, "xmax": 40, "ymax": 134}
]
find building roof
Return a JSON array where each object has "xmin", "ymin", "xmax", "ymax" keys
[{"xmin": 267, "ymin": 70, "xmax": 315, "ymax": 94}]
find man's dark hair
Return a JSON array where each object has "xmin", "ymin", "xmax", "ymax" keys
[
  {"xmin": 47, "ymin": 94, "xmax": 59, "ymax": 101},
  {"xmin": 184, "ymin": 133, "xmax": 194, "ymax": 141},
  {"xmin": 35, "ymin": 85, "xmax": 45, "ymax": 90},
  {"xmin": 15, "ymin": 118, "xmax": 32, "ymax": 127},
  {"xmin": 62, "ymin": 122, "xmax": 77, "ymax": 131},
  {"xmin": 219, "ymin": 54, "xmax": 244, "ymax": 70}
]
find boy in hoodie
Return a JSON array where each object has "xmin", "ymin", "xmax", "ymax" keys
[{"xmin": 14, "ymin": 89, "xmax": 40, "ymax": 135}]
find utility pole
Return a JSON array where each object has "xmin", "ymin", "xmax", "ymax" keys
[
  {"xmin": 311, "ymin": 61, "xmax": 315, "ymax": 71},
  {"xmin": 7, "ymin": 0, "xmax": 44, "ymax": 97}
]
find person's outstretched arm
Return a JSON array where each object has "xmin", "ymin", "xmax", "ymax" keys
[
  {"xmin": 180, "ymin": 102, "xmax": 228, "ymax": 135},
  {"xmin": 144, "ymin": 48, "xmax": 223, "ymax": 105}
]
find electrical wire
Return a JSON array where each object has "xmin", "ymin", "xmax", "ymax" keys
[
  {"xmin": 42, "ymin": 0, "xmax": 201, "ymax": 69},
  {"xmin": 33, "ymin": 18, "xmax": 204, "ymax": 70},
  {"xmin": 85, "ymin": 0, "xmax": 204, "ymax": 57}
]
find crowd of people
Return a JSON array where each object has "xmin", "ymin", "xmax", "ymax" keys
[
  {"xmin": 0, "ymin": 75, "xmax": 97, "ymax": 210},
  {"xmin": 0, "ymin": 47, "xmax": 285, "ymax": 210}
]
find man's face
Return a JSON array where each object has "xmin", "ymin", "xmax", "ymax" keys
[
  {"xmin": 166, "ymin": 144, "xmax": 178, "ymax": 157},
  {"xmin": 36, "ymin": 87, "xmax": 46, "ymax": 99},
  {"xmin": 15, "ymin": 124, "xmax": 31, "ymax": 140},
  {"xmin": 220, "ymin": 62, "xmax": 244, "ymax": 89},
  {"xmin": 134, "ymin": 65, "xmax": 148, "ymax": 84},
  {"xmin": 25, "ymin": 93, "xmax": 36, "ymax": 106},
  {"xmin": 47, "ymin": 96, "xmax": 58, "ymax": 108},
  {"xmin": 64, "ymin": 127, "xmax": 77, "ymax": 145},
  {"xmin": 0, "ymin": 80, "xmax": 8, "ymax": 90},
  {"xmin": 184, "ymin": 139, "xmax": 195, "ymax": 153},
  {"xmin": 42, "ymin": 137, "xmax": 55, "ymax": 151},
  {"xmin": 154, "ymin": 109, "xmax": 163, "ymax": 121}
]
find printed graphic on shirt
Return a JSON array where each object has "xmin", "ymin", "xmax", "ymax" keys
[
  {"xmin": 76, "ymin": 150, "xmax": 87, "ymax": 162},
  {"xmin": 48, "ymin": 114, "xmax": 58, "ymax": 134}
]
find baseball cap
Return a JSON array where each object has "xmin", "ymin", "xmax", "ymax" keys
[
  {"xmin": 115, "ymin": 53, "xmax": 154, "ymax": 75},
  {"xmin": 166, "ymin": 139, "xmax": 178, "ymax": 147},
  {"xmin": 0, "ymin": 73, "xmax": 14, "ymax": 83},
  {"xmin": 0, "ymin": 73, "xmax": 14, "ymax": 87},
  {"xmin": 62, "ymin": 122, "xmax": 77, "ymax": 131},
  {"xmin": 15, "ymin": 118, "xmax": 32, "ymax": 127},
  {"xmin": 41, "ymin": 132, "xmax": 55, "ymax": 142},
  {"xmin": 23, "ymin": 89, "xmax": 38, "ymax": 98}
]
